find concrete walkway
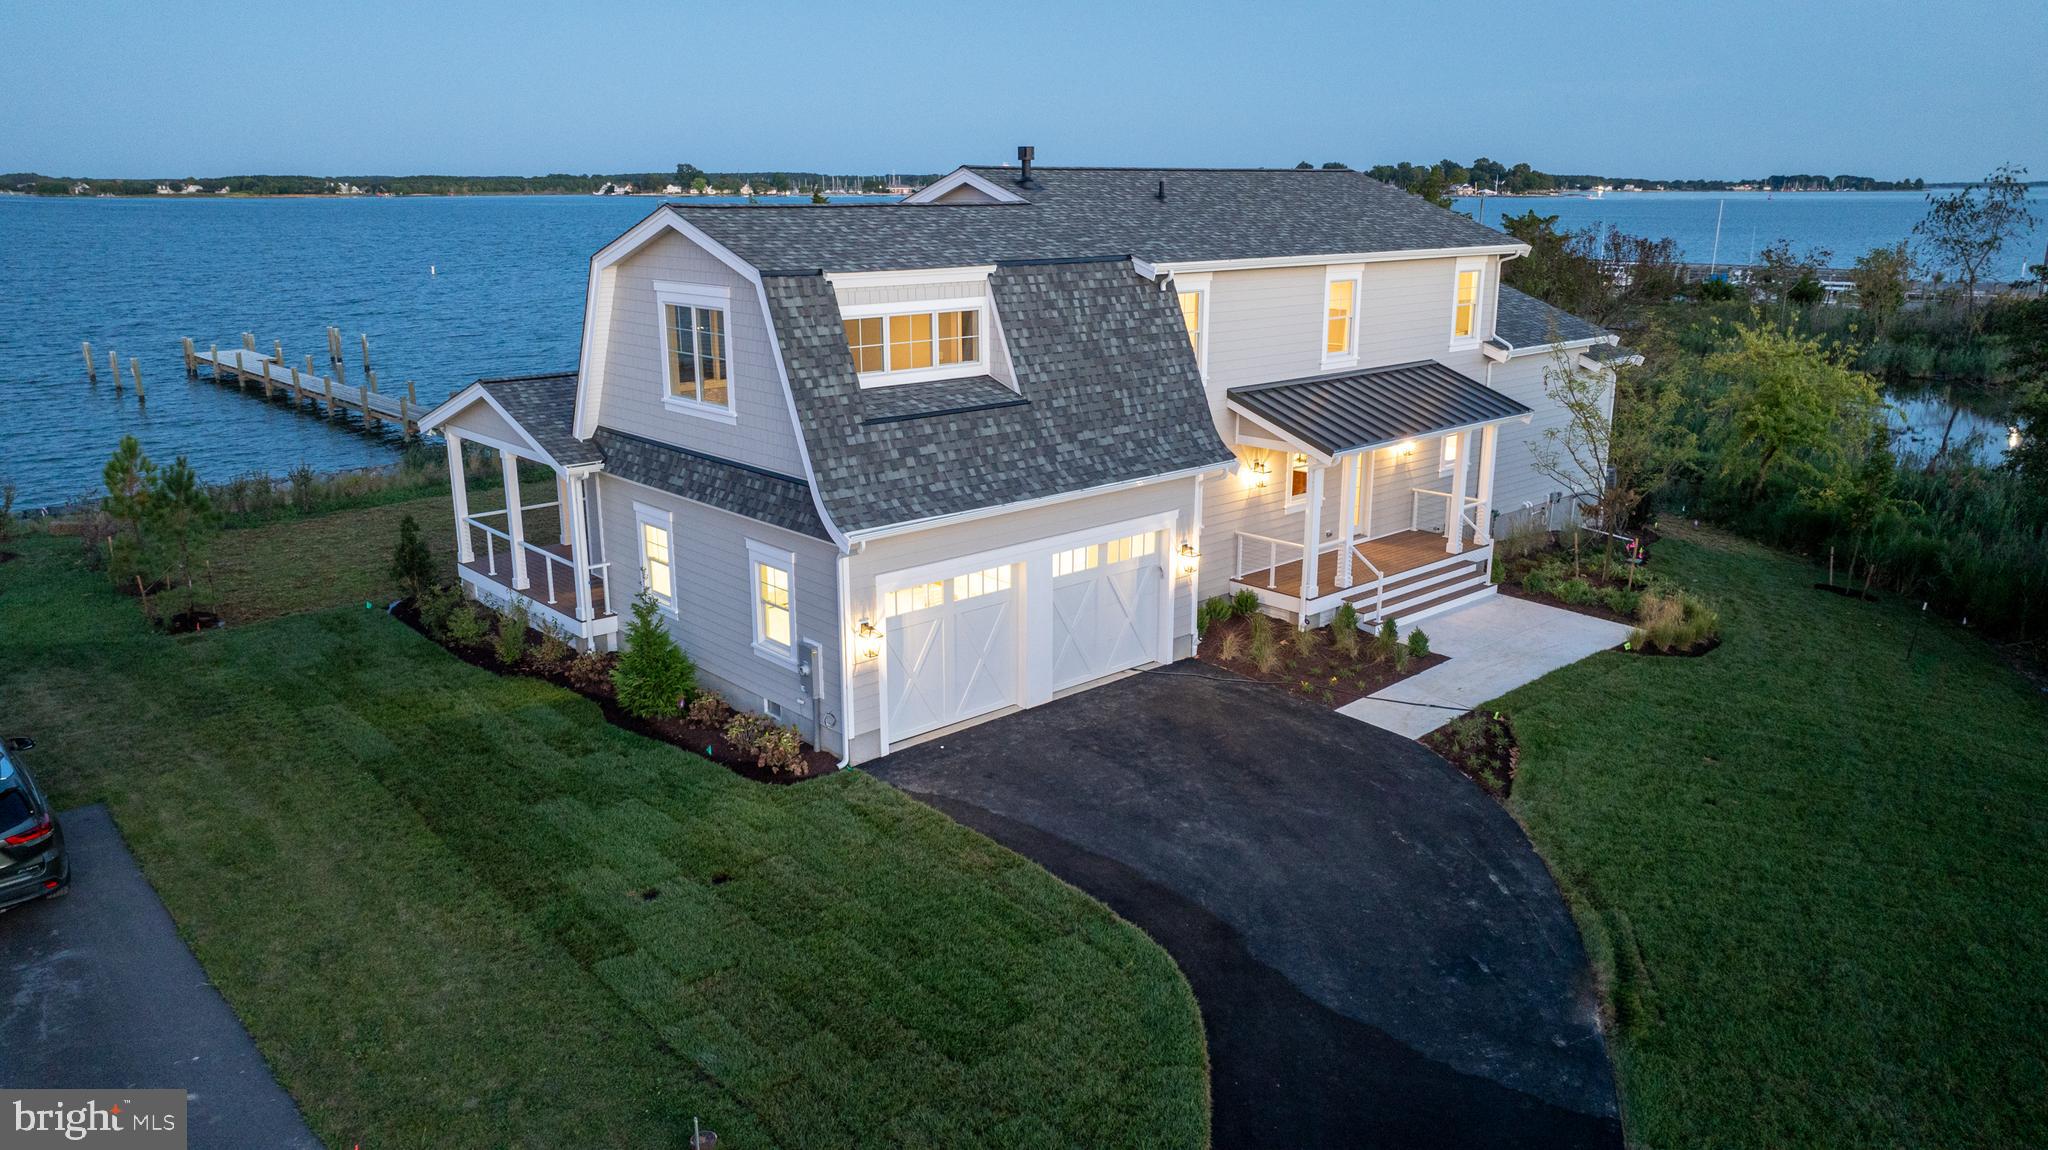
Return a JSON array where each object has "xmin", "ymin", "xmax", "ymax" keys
[
  {"xmin": 0, "ymin": 805, "xmax": 320, "ymax": 1150},
  {"xmin": 1341, "ymin": 596, "xmax": 1634, "ymax": 738}
]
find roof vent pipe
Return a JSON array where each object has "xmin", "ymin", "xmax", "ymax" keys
[
  {"xmin": 1016, "ymin": 145, "xmax": 1034, "ymax": 187},
  {"xmin": 1156, "ymin": 179, "xmax": 1166, "ymax": 201}
]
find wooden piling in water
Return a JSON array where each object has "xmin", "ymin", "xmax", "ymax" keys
[
  {"xmin": 129, "ymin": 358, "xmax": 144, "ymax": 403},
  {"xmin": 181, "ymin": 338, "xmax": 197, "ymax": 376},
  {"xmin": 405, "ymin": 380, "xmax": 419, "ymax": 438},
  {"xmin": 359, "ymin": 333, "xmax": 373, "ymax": 377},
  {"xmin": 241, "ymin": 332, "xmax": 256, "ymax": 352},
  {"xmin": 84, "ymin": 341, "xmax": 97, "ymax": 383},
  {"xmin": 109, "ymin": 350, "xmax": 121, "ymax": 391},
  {"xmin": 362, "ymin": 369, "xmax": 379, "ymax": 426},
  {"xmin": 260, "ymin": 358, "xmax": 275, "ymax": 399},
  {"xmin": 209, "ymin": 344, "xmax": 220, "ymax": 382},
  {"xmin": 289, "ymin": 364, "xmax": 305, "ymax": 404}
]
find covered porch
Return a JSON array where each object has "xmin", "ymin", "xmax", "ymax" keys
[
  {"xmin": 419, "ymin": 375, "xmax": 619, "ymax": 649},
  {"xmin": 1225, "ymin": 361, "xmax": 1531, "ymax": 626}
]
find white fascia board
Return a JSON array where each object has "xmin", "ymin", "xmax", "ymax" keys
[
  {"xmin": 419, "ymin": 381, "xmax": 565, "ymax": 471},
  {"xmin": 1501, "ymin": 335, "xmax": 1611, "ymax": 359},
  {"xmin": 898, "ymin": 168, "xmax": 1028, "ymax": 205},
  {"xmin": 1225, "ymin": 402, "xmax": 1336, "ymax": 466},
  {"xmin": 568, "ymin": 205, "xmax": 851, "ymax": 553},
  {"xmin": 823, "ymin": 265, "xmax": 994, "ymax": 289},
  {"xmin": 844, "ymin": 460, "xmax": 1229, "ymax": 544},
  {"xmin": 1154, "ymin": 242, "xmax": 1529, "ymax": 275}
]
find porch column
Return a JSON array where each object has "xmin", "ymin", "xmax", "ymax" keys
[
  {"xmin": 566, "ymin": 472, "xmax": 592, "ymax": 622},
  {"xmin": 502, "ymin": 449, "xmax": 530, "ymax": 590},
  {"xmin": 1360, "ymin": 446, "xmax": 1377, "ymax": 541},
  {"xmin": 1299, "ymin": 464, "xmax": 1324, "ymax": 601},
  {"xmin": 446, "ymin": 432, "xmax": 474, "ymax": 563},
  {"xmin": 1446, "ymin": 430, "xmax": 1471, "ymax": 554},
  {"xmin": 1334, "ymin": 453, "xmax": 1358, "ymax": 588},
  {"xmin": 556, "ymin": 472, "xmax": 572, "ymax": 545},
  {"xmin": 1474, "ymin": 424, "xmax": 1499, "ymax": 545}
]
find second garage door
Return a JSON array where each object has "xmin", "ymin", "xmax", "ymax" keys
[{"xmin": 1048, "ymin": 529, "xmax": 1163, "ymax": 692}]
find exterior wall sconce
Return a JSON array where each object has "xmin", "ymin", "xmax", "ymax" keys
[
  {"xmin": 855, "ymin": 618, "xmax": 882, "ymax": 661},
  {"xmin": 1177, "ymin": 540, "xmax": 1200, "ymax": 578},
  {"xmin": 1247, "ymin": 456, "xmax": 1271, "ymax": 488},
  {"xmin": 1395, "ymin": 440, "xmax": 1417, "ymax": 458}
]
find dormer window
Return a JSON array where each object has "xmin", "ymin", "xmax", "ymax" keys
[
  {"xmin": 654, "ymin": 281, "xmax": 735, "ymax": 422},
  {"xmin": 1450, "ymin": 258, "xmax": 1486, "ymax": 347},
  {"xmin": 841, "ymin": 300, "xmax": 987, "ymax": 384}
]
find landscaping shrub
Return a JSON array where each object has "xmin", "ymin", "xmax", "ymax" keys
[
  {"xmin": 611, "ymin": 588, "xmax": 697, "ymax": 718},
  {"xmin": 417, "ymin": 583, "xmax": 460, "ymax": 638},
  {"xmin": 1197, "ymin": 594, "xmax": 1234, "ymax": 637},
  {"xmin": 1330, "ymin": 603, "xmax": 1361, "ymax": 656},
  {"xmin": 494, "ymin": 601, "xmax": 531, "ymax": 665},
  {"xmin": 1602, "ymin": 587, "xmax": 1641, "ymax": 616},
  {"xmin": 1230, "ymin": 589, "xmax": 1262, "ymax": 618},
  {"xmin": 390, "ymin": 514, "xmax": 437, "ymax": 600},
  {"xmin": 1215, "ymin": 627, "xmax": 1245, "ymax": 663},
  {"xmin": 443, "ymin": 600, "xmax": 490, "ymax": 647},
  {"xmin": 1631, "ymin": 590, "xmax": 1722, "ymax": 652},
  {"xmin": 1391, "ymin": 641, "xmax": 1411, "ymax": 671},
  {"xmin": 1373, "ymin": 617, "xmax": 1401, "ymax": 661},
  {"xmin": 723, "ymin": 711, "xmax": 772, "ymax": 754},
  {"xmin": 529, "ymin": 619, "xmax": 575, "ymax": 673},
  {"xmin": 563, "ymin": 651, "xmax": 614, "ymax": 693},
  {"xmin": 1556, "ymin": 577, "xmax": 1598, "ymax": 606},
  {"xmin": 684, "ymin": 691, "xmax": 735, "ymax": 728},
  {"xmin": 752, "ymin": 724, "xmax": 805, "ymax": 774},
  {"xmin": 1247, "ymin": 614, "xmax": 1279, "ymax": 675},
  {"xmin": 1407, "ymin": 628, "xmax": 1431, "ymax": 659},
  {"xmin": 1292, "ymin": 625, "xmax": 1321, "ymax": 660}
]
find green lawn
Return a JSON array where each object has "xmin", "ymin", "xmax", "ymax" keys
[
  {"xmin": 1499, "ymin": 525, "xmax": 2048, "ymax": 1149},
  {"xmin": 0, "ymin": 524, "xmax": 1206, "ymax": 1148}
]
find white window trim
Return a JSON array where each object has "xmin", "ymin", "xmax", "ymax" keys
[
  {"xmin": 653, "ymin": 281, "xmax": 738, "ymax": 424},
  {"xmin": 1449, "ymin": 257, "xmax": 1487, "ymax": 349},
  {"xmin": 1439, "ymin": 430, "xmax": 1463, "ymax": 476},
  {"xmin": 1321, "ymin": 264, "xmax": 1363, "ymax": 370},
  {"xmin": 840, "ymin": 296, "xmax": 990, "ymax": 387},
  {"xmin": 745, "ymin": 538, "xmax": 799, "ymax": 667},
  {"xmin": 632, "ymin": 501, "xmax": 677, "ymax": 614},
  {"xmin": 1173, "ymin": 272, "xmax": 1212, "ymax": 380},
  {"xmin": 1282, "ymin": 450, "xmax": 1311, "ymax": 512}
]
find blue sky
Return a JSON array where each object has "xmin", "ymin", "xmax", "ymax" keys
[{"xmin": 4, "ymin": 0, "xmax": 2040, "ymax": 180}]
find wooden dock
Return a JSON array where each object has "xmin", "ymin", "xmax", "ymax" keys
[{"xmin": 181, "ymin": 330, "xmax": 425, "ymax": 437}]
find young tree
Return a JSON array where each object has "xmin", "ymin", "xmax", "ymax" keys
[
  {"xmin": 611, "ymin": 587, "xmax": 697, "ymax": 718},
  {"xmin": 1529, "ymin": 336, "xmax": 1687, "ymax": 564},
  {"xmin": 390, "ymin": 514, "xmax": 438, "ymax": 600},
  {"xmin": 144, "ymin": 456, "xmax": 218, "ymax": 617},
  {"xmin": 101, "ymin": 435, "xmax": 156, "ymax": 583},
  {"xmin": 1706, "ymin": 324, "xmax": 1882, "ymax": 499},
  {"xmin": 1913, "ymin": 164, "xmax": 2037, "ymax": 323},
  {"xmin": 1850, "ymin": 241, "xmax": 1914, "ymax": 336}
]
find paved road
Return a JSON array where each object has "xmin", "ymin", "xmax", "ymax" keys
[
  {"xmin": 870, "ymin": 663, "xmax": 1622, "ymax": 1148},
  {"xmin": 0, "ymin": 805, "xmax": 319, "ymax": 1149}
]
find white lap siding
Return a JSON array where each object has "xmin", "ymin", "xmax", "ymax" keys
[
  {"xmin": 1479, "ymin": 353, "xmax": 1611, "ymax": 524},
  {"xmin": 593, "ymin": 472, "xmax": 845, "ymax": 755},
  {"xmin": 843, "ymin": 477, "xmax": 1202, "ymax": 764}
]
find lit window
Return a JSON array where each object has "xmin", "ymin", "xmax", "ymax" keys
[
  {"xmin": 1289, "ymin": 452, "xmax": 1309, "ymax": 499},
  {"xmin": 1325, "ymin": 279, "xmax": 1356, "ymax": 356},
  {"xmin": 845, "ymin": 306, "xmax": 985, "ymax": 377},
  {"xmin": 756, "ymin": 562, "xmax": 792, "ymax": 648},
  {"xmin": 1453, "ymin": 268, "xmax": 1481, "ymax": 338},
  {"xmin": 1177, "ymin": 290, "xmax": 1202, "ymax": 353},
  {"xmin": 638, "ymin": 517, "xmax": 673, "ymax": 603},
  {"xmin": 885, "ymin": 580, "xmax": 945, "ymax": 617},
  {"xmin": 666, "ymin": 304, "xmax": 729, "ymax": 408},
  {"xmin": 843, "ymin": 316, "xmax": 884, "ymax": 373},
  {"xmin": 1105, "ymin": 532, "xmax": 1157, "ymax": 565},
  {"xmin": 1441, "ymin": 432, "xmax": 1461, "ymax": 474},
  {"xmin": 1052, "ymin": 545, "xmax": 1100, "ymax": 578},
  {"xmin": 952, "ymin": 565, "xmax": 1012, "ymax": 600}
]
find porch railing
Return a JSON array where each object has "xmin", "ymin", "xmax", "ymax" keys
[
  {"xmin": 1336, "ymin": 533, "xmax": 1386, "ymax": 622},
  {"xmin": 1233, "ymin": 531, "xmax": 1302, "ymax": 589},
  {"xmin": 462, "ymin": 507, "xmax": 610, "ymax": 623},
  {"xmin": 1409, "ymin": 486, "xmax": 1483, "ymax": 538}
]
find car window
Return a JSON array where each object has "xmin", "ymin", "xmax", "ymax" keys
[{"xmin": 0, "ymin": 788, "xmax": 32, "ymax": 829}]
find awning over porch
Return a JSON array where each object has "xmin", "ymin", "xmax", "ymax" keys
[{"xmin": 1226, "ymin": 360, "xmax": 1530, "ymax": 458}]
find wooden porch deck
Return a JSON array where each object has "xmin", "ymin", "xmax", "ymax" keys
[
  {"xmin": 1232, "ymin": 529, "xmax": 1478, "ymax": 599},
  {"xmin": 461, "ymin": 538, "xmax": 614, "ymax": 620}
]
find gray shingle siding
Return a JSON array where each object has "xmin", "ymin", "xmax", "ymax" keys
[
  {"xmin": 1493, "ymin": 285, "xmax": 1611, "ymax": 349},
  {"xmin": 764, "ymin": 260, "xmax": 1233, "ymax": 535},
  {"xmin": 1229, "ymin": 361, "xmax": 1533, "ymax": 456},
  {"xmin": 671, "ymin": 167, "xmax": 1518, "ymax": 273}
]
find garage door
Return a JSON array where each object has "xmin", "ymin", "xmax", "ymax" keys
[
  {"xmin": 885, "ymin": 564, "xmax": 1019, "ymax": 741},
  {"xmin": 1049, "ymin": 529, "xmax": 1163, "ymax": 692}
]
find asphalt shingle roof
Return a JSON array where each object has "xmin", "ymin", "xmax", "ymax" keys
[
  {"xmin": 591, "ymin": 427, "xmax": 830, "ymax": 540},
  {"xmin": 475, "ymin": 373, "xmax": 602, "ymax": 466},
  {"xmin": 762, "ymin": 259, "xmax": 1234, "ymax": 534},
  {"xmin": 1493, "ymin": 285, "xmax": 1611, "ymax": 350},
  {"xmin": 670, "ymin": 166, "xmax": 1517, "ymax": 272},
  {"xmin": 1228, "ymin": 361, "xmax": 1532, "ymax": 456},
  {"xmin": 856, "ymin": 375, "xmax": 1026, "ymax": 425}
]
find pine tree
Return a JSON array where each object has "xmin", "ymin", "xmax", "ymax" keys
[{"xmin": 611, "ymin": 588, "xmax": 697, "ymax": 717}]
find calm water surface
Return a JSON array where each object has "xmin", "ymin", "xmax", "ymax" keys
[{"xmin": 4, "ymin": 190, "xmax": 2039, "ymax": 504}]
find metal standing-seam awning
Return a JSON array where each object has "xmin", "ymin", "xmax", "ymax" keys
[{"xmin": 1226, "ymin": 360, "xmax": 1531, "ymax": 460}]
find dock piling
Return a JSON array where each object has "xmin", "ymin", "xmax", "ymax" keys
[
  {"xmin": 181, "ymin": 338, "xmax": 197, "ymax": 377},
  {"xmin": 129, "ymin": 358, "xmax": 145, "ymax": 403},
  {"xmin": 362, "ymin": 369, "xmax": 379, "ymax": 426},
  {"xmin": 84, "ymin": 341, "xmax": 96, "ymax": 383},
  {"xmin": 109, "ymin": 350, "xmax": 121, "ymax": 391},
  {"xmin": 209, "ymin": 344, "xmax": 220, "ymax": 382},
  {"xmin": 241, "ymin": 332, "xmax": 256, "ymax": 352}
]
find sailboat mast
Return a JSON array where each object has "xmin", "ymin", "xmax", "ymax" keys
[{"xmin": 1708, "ymin": 199, "xmax": 1724, "ymax": 275}]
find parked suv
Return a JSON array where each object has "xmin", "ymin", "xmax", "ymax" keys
[{"xmin": 0, "ymin": 736, "xmax": 67, "ymax": 910}]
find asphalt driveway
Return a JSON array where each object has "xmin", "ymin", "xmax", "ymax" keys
[
  {"xmin": 0, "ymin": 805, "xmax": 318, "ymax": 1149},
  {"xmin": 869, "ymin": 662, "xmax": 1621, "ymax": 1148}
]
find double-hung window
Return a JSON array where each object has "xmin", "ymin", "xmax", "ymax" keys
[
  {"xmin": 1450, "ymin": 258, "xmax": 1485, "ymax": 346},
  {"xmin": 1323, "ymin": 267, "xmax": 1362, "ymax": 367},
  {"xmin": 841, "ymin": 300, "xmax": 985, "ymax": 384},
  {"xmin": 746, "ymin": 539, "xmax": 796, "ymax": 664},
  {"xmin": 1440, "ymin": 431, "xmax": 1462, "ymax": 476},
  {"xmin": 654, "ymin": 282, "xmax": 733, "ymax": 419},
  {"xmin": 634, "ymin": 503, "xmax": 676, "ymax": 612},
  {"xmin": 1174, "ymin": 272, "xmax": 1210, "ymax": 377}
]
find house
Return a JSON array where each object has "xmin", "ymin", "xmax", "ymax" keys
[{"xmin": 420, "ymin": 150, "xmax": 1628, "ymax": 764}]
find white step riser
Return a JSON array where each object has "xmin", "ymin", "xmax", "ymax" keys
[
  {"xmin": 1369, "ymin": 562, "xmax": 1485, "ymax": 603},
  {"xmin": 1390, "ymin": 583, "xmax": 1498, "ymax": 628},
  {"xmin": 1361, "ymin": 574, "xmax": 1494, "ymax": 625}
]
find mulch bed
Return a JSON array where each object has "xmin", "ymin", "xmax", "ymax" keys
[
  {"xmin": 0, "ymin": 551, "xmax": 18, "ymax": 564},
  {"xmin": 1198, "ymin": 615, "xmax": 1447, "ymax": 708},
  {"xmin": 1496, "ymin": 580, "xmax": 1638, "ymax": 626},
  {"xmin": 1420, "ymin": 710, "xmax": 1519, "ymax": 799},
  {"xmin": 1622, "ymin": 635, "xmax": 1721, "ymax": 658},
  {"xmin": 158, "ymin": 609, "xmax": 225, "ymax": 634},
  {"xmin": 393, "ymin": 599, "xmax": 839, "ymax": 784},
  {"xmin": 1812, "ymin": 582, "xmax": 1880, "ymax": 602}
]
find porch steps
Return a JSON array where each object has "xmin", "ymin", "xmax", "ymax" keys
[{"xmin": 1344, "ymin": 556, "xmax": 1493, "ymax": 627}]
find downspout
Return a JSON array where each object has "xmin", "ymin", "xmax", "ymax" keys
[
  {"xmin": 1189, "ymin": 473, "xmax": 1205, "ymax": 659},
  {"xmin": 835, "ymin": 547, "xmax": 856, "ymax": 769}
]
